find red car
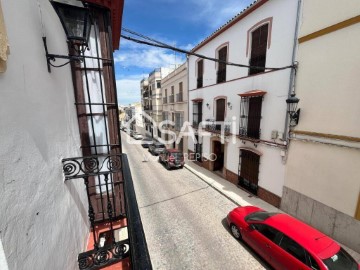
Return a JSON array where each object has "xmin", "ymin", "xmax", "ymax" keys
[
  {"xmin": 227, "ymin": 206, "xmax": 359, "ymax": 270},
  {"xmin": 158, "ymin": 149, "xmax": 184, "ymax": 170}
]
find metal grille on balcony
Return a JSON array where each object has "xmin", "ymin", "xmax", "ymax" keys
[
  {"xmin": 204, "ymin": 119, "xmax": 231, "ymax": 135},
  {"xmin": 168, "ymin": 95, "xmax": 174, "ymax": 103},
  {"xmin": 163, "ymin": 97, "xmax": 167, "ymax": 104}
]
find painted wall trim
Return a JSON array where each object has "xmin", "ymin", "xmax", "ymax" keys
[
  {"xmin": 292, "ymin": 130, "xmax": 360, "ymax": 143},
  {"xmin": 298, "ymin": 15, "xmax": 360, "ymax": 44}
]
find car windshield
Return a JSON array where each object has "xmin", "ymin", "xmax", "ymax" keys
[
  {"xmin": 245, "ymin": 211, "xmax": 278, "ymax": 222},
  {"xmin": 170, "ymin": 152, "xmax": 183, "ymax": 158},
  {"xmin": 323, "ymin": 248, "xmax": 358, "ymax": 270}
]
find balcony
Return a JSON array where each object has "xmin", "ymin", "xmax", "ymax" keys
[
  {"xmin": 62, "ymin": 153, "xmax": 152, "ymax": 270},
  {"xmin": 163, "ymin": 97, "xmax": 167, "ymax": 104},
  {"xmin": 176, "ymin": 93, "xmax": 183, "ymax": 102},
  {"xmin": 168, "ymin": 95, "xmax": 174, "ymax": 104},
  {"xmin": 143, "ymin": 91, "xmax": 149, "ymax": 98},
  {"xmin": 204, "ymin": 119, "xmax": 231, "ymax": 135}
]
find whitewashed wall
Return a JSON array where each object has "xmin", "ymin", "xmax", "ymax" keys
[
  {"xmin": 0, "ymin": 1, "xmax": 89, "ymax": 269},
  {"xmin": 188, "ymin": 0, "xmax": 298, "ymax": 198}
]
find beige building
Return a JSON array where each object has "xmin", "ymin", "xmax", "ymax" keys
[
  {"xmin": 141, "ymin": 67, "xmax": 174, "ymax": 138},
  {"xmin": 161, "ymin": 62, "xmax": 188, "ymax": 153},
  {"xmin": 282, "ymin": 0, "xmax": 360, "ymax": 253}
]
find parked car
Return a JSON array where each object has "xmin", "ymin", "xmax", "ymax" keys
[
  {"xmin": 227, "ymin": 206, "xmax": 360, "ymax": 270},
  {"xmin": 133, "ymin": 132, "xmax": 143, "ymax": 140},
  {"xmin": 148, "ymin": 142, "xmax": 166, "ymax": 155},
  {"xmin": 141, "ymin": 137, "xmax": 153, "ymax": 148},
  {"xmin": 158, "ymin": 149, "xmax": 184, "ymax": 170}
]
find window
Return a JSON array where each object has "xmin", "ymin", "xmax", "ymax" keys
[
  {"xmin": 239, "ymin": 149, "xmax": 260, "ymax": 195},
  {"xmin": 177, "ymin": 82, "xmax": 183, "ymax": 102},
  {"xmin": 239, "ymin": 95, "xmax": 264, "ymax": 139},
  {"xmin": 197, "ymin": 59, "xmax": 203, "ymax": 88},
  {"xmin": 279, "ymin": 235, "xmax": 307, "ymax": 265},
  {"xmin": 253, "ymin": 224, "xmax": 281, "ymax": 243},
  {"xmin": 169, "ymin": 86, "xmax": 174, "ymax": 103},
  {"xmin": 249, "ymin": 24, "xmax": 268, "ymax": 75},
  {"xmin": 215, "ymin": 98, "xmax": 226, "ymax": 131},
  {"xmin": 217, "ymin": 46, "xmax": 227, "ymax": 83},
  {"xmin": 245, "ymin": 212, "xmax": 278, "ymax": 222},
  {"xmin": 174, "ymin": 112, "xmax": 183, "ymax": 131},
  {"xmin": 163, "ymin": 89, "xmax": 167, "ymax": 104},
  {"xmin": 156, "ymin": 80, "xmax": 161, "ymax": 88},
  {"xmin": 193, "ymin": 101, "xmax": 203, "ymax": 126}
]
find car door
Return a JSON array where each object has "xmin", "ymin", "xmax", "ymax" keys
[
  {"xmin": 271, "ymin": 234, "xmax": 311, "ymax": 270},
  {"xmin": 243, "ymin": 223, "xmax": 281, "ymax": 267}
]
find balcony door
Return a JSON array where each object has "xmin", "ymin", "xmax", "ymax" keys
[{"xmin": 216, "ymin": 98, "xmax": 225, "ymax": 131}]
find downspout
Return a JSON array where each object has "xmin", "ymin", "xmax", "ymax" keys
[
  {"xmin": 187, "ymin": 54, "xmax": 190, "ymax": 152},
  {"xmin": 283, "ymin": 0, "xmax": 302, "ymax": 142}
]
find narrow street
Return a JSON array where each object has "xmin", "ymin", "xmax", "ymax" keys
[{"xmin": 122, "ymin": 133, "xmax": 271, "ymax": 270}]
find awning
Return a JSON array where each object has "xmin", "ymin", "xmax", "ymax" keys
[
  {"xmin": 192, "ymin": 98, "xmax": 204, "ymax": 103},
  {"xmin": 238, "ymin": 90, "xmax": 267, "ymax": 97}
]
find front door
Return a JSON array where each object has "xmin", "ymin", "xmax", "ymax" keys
[{"xmin": 213, "ymin": 141, "xmax": 224, "ymax": 171}]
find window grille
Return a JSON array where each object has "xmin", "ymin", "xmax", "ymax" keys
[{"xmin": 239, "ymin": 96, "xmax": 263, "ymax": 139}]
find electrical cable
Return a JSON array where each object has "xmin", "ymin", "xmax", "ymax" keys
[{"xmin": 121, "ymin": 28, "xmax": 296, "ymax": 72}]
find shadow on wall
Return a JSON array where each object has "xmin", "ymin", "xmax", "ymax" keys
[{"xmin": 65, "ymin": 180, "xmax": 89, "ymax": 227}]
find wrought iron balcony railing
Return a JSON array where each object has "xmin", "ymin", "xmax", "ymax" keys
[
  {"xmin": 204, "ymin": 119, "xmax": 231, "ymax": 135},
  {"xmin": 163, "ymin": 97, "xmax": 167, "ymax": 104},
  {"xmin": 62, "ymin": 154, "xmax": 152, "ymax": 270},
  {"xmin": 168, "ymin": 95, "xmax": 174, "ymax": 103}
]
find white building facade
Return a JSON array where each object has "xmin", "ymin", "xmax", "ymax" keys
[
  {"xmin": 187, "ymin": 0, "xmax": 299, "ymax": 207},
  {"xmin": 161, "ymin": 62, "xmax": 188, "ymax": 153}
]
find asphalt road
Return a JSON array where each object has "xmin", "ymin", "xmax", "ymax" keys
[{"xmin": 122, "ymin": 133, "xmax": 271, "ymax": 270}]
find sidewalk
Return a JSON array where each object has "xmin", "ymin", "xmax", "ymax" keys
[{"xmin": 184, "ymin": 160, "xmax": 360, "ymax": 263}]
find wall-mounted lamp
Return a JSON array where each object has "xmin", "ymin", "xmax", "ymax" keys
[
  {"xmin": 286, "ymin": 93, "xmax": 300, "ymax": 127},
  {"xmin": 227, "ymin": 102, "xmax": 232, "ymax": 110},
  {"xmin": 43, "ymin": 0, "xmax": 92, "ymax": 72},
  {"xmin": 206, "ymin": 103, "xmax": 210, "ymax": 109}
]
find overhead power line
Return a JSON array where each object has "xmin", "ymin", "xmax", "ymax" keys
[{"xmin": 121, "ymin": 28, "xmax": 296, "ymax": 72}]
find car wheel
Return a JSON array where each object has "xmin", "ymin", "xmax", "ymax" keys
[
  {"xmin": 230, "ymin": 224, "xmax": 242, "ymax": 240},
  {"xmin": 166, "ymin": 162, "xmax": 171, "ymax": 170},
  {"xmin": 180, "ymin": 166, "xmax": 184, "ymax": 169}
]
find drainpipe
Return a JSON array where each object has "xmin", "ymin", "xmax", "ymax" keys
[
  {"xmin": 283, "ymin": 0, "xmax": 302, "ymax": 142},
  {"xmin": 186, "ymin": 55, "xmax": 190, "ymax": 151}
]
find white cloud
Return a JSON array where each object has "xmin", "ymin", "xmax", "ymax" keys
[
  {"xmin": 116, "ymin": 75, "xmax": 144, "ymax": 105},
  {"xmin": 115, "ymin": 46, "xmax": 186, "ymax": 69}
]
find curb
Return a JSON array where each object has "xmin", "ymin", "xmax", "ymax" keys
[{"xmin": 184, "ymin": 164, "xmax": 241, "ymax": 207}]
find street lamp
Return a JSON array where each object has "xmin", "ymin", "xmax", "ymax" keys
[
  {"xmin": 43, "ymin": 0, "xmax": 92, "ymax": 72},
  {"xmin": 50, "ymin": 0, "xmax": 92, "ymax": 45},
  {"xmin": 286, "ymin": 93, "xmax": 300, "ymax": 127}
]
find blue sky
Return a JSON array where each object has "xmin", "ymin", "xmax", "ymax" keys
[{"xmin": 115, "ymin": 0, "xmax": 254, "ymax": 105}]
